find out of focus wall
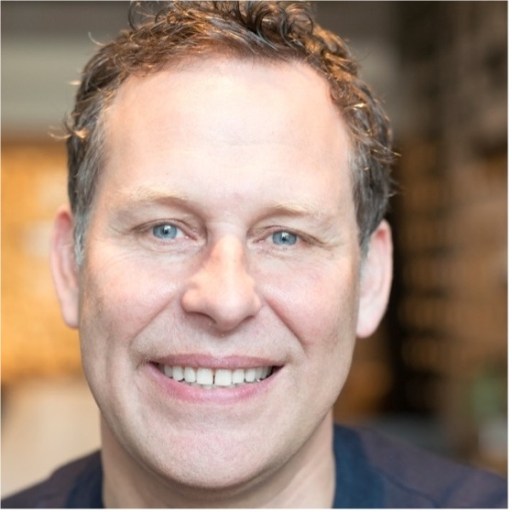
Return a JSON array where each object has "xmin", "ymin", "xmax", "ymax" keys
[{"xmin": 388, "ymin": 2, "xmax": 507, "ymax": 473}]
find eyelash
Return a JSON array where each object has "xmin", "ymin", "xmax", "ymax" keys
[
  {"xmin": 151, "ymin": 223, "xmax": 185, "ymax": 240},
  {"xmin": 137, "ymin": 221, "xmax": 309, "ymax": 250},
  {"xmin": 133, "ymin": 221, "xmax": 192, "ymax": 245},
  {"xmin": 270, "ymin": 230, "xmax": 299, "ymax": 247}
]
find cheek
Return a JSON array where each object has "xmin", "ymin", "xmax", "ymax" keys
[
  {"xmin": 78, "ymin": 252, "xmax": 182, "ymax": 368},
  {"xmin": 260, "ymin": 260, "xmax": 360, "ymax": 415},
  {"xmin": 264, "ymin": 260, "xmax": 360, "ymax": 345}
]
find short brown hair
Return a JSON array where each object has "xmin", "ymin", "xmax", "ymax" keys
[{"xmin": 66, "ymin": 1, "xmax": 394, "ymax": 260}]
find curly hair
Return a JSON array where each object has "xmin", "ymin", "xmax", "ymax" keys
[{"xmin": 66, "ymin": 1, "xmax": 395, "ymax": 261}]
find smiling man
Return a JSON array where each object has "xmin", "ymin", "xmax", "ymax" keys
[{"xmin": 2, "ymin": 1, "xmax": 506, "ymax": 508}]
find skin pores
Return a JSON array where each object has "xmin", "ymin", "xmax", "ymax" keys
[{"xmin": 53, "ymin": 58, "xmax": 390, "ymax": 506}]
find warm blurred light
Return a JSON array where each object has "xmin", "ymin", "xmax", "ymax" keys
[{"xmin": 2, "ymin": 142, "xmax": 82, "ymax": 384}]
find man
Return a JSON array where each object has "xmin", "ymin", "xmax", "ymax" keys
[{"xmin": 2, "ymin": 1, "xmax": 506, "ymax": 508}]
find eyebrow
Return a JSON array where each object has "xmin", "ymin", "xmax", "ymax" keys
[
  {"xmin": 119, "ymin": 188, "xmax": 191, "ymax": 207},
  {"xmin": 258, "ymin": 201, "xmax": 333, "ymax": 221},
  {"xmin": 115, "ymin": 188, "xmax": 337, "ymax": 223}
]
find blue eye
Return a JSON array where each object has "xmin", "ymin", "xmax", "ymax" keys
[
  {"xmin": 272, "ymin": 231, "xmax": 298, "ymax": 246},
  {"xmin": 152, "ymin": 224, "xmax": 180, "ymax": 239}
]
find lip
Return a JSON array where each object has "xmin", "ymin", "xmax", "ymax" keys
[
  {"xmin": 149, "ymin": 353, "xmax": 282, "ymax": 369},
  {"xmin": 145, "ymin": 354, "xmax": 283, "ymax": 405}
]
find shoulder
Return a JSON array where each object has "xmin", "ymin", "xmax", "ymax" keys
[
  {"xmin": 333, "ymin": 424, "xmax": 507, "ymax": 508},
  {"xmin": 1, "ymin": 451, "xmax": 103, "ymax": 508}
]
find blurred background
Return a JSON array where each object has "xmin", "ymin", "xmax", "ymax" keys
[{"xmin": 2, "ymin": 0, "xmax": 507, "ymax": 496}]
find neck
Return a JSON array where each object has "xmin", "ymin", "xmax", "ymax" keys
[{"xmin": 101, "ymin": 413, "xmax": 336, "ymax": 508}]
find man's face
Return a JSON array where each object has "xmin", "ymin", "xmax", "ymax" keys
[{"xmin": 60, "ymin": 59, "xmax": 371, "ymax": 491}]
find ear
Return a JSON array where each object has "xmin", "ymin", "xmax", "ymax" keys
[
  {"xmin": 50, "ymin": 205, "xmax": 80, "ymax": 329},
  {"xmin": 356, "ymin": 220, "xmax": 393, "ymax": 338}
]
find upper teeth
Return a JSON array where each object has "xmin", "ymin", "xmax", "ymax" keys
[{"xmin": 162, "ymin": 365, "xmax": 273, "ymax": 387}]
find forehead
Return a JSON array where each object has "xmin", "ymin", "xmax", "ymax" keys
[
  {"xmin": 98, "ymin": 58, "xmax": 353, "ymax": 216},
  {"xmin": 105, "ymin": 57, "xmax": 348, "ymax": 153}
]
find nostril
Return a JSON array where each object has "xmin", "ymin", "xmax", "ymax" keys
[{"xmin": 181, "ymin": 265, "xmax": 262, "ymax": 332}]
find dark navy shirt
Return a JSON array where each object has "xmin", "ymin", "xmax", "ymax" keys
[{"xmin": 2, "ymin": 424, "xmax": 507, "ymax": 508}]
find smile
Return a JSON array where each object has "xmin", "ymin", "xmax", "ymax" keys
[{"xmin": 158, "ymin": 365, "xmax": 274, "ymax": 388}]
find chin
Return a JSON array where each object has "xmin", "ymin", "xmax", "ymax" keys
[
  {"xmin": 182, "ymin": 437, "xmax": 272, "ymax": 481},
  {"xmin": 143, "ymin": 442, "xmax": 277, "ymax": 498}
]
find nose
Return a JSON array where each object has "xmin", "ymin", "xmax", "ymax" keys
[{"xmin": 181, "ymin": 235, "xmax": 262, "ymax": 332}]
